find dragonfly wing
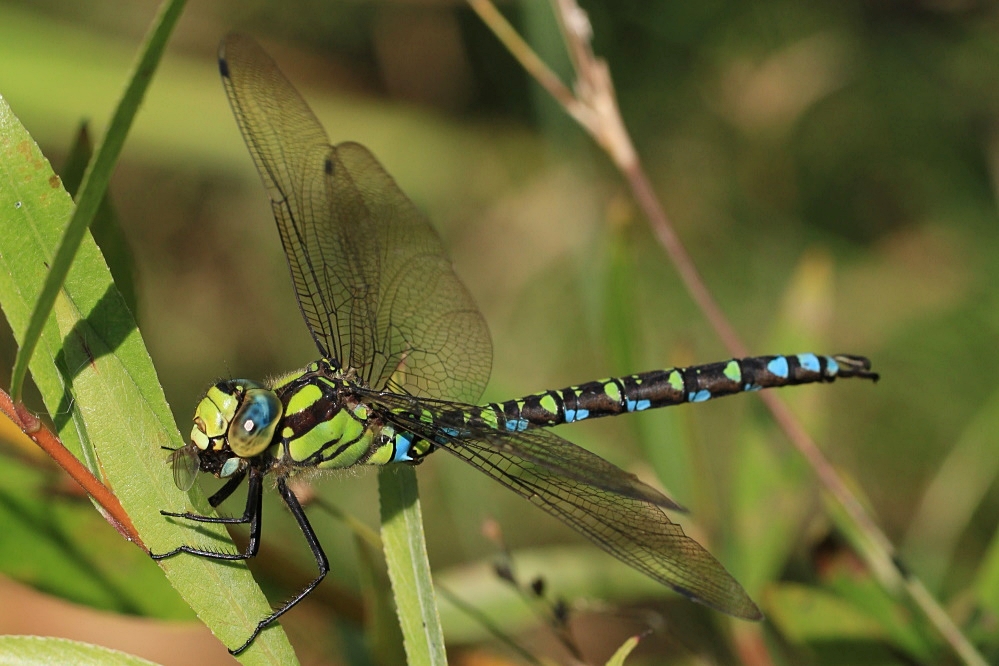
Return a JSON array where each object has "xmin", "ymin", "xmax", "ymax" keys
[
  {"xmin": 327, "ymin": 143, "xmax": 492, "ymax": 403},
  {"xmin": 218, "ymin": 34, "xmax": 336, "ymax": 358},
  {"xmin": 218, "ymin": 34, "xmax": 491, "ymax": 403},
  {"xmin": 459, "ymin": 433, "xmax": 761, "ymax": 619},
  {"xmin": 369, "ymin": 392, "xmax": 761, "ymax": 620}
]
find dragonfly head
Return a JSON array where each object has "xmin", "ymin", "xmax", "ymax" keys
[{"xmin": 170, "ymin": 379, "xmax": 284, "ymax": 490}]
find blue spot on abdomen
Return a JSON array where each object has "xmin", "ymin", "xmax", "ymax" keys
[
  {"xmin": 688, "ymin": 390, "xmax": 711, "ymax": 403},
  {"xmin": 797, "ymin": 353, "xmax": 820, "ymax": 372},
  {"xmin": 504, "ymin": 418, "xmax": 529, "ymax": 432},
  {"xmin": 393, "ymin": 433, "xmax": 415, "ymax": 462},
  {"xmin": 767, "ymin": 356, "xmax": 789, "ymax": 378}
]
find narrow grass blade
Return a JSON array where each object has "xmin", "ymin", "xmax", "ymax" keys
[
  {"xmin": 60, "ymin": 122, "xmax": 139, "ymax": 317},
  {"xmin": 378, "ymin": 466, "xmax": 448, "ymax": 666},
  {"xmin": 605, "ymin": 635, "xmax": 640, "ymax": 666},
  {"xmin": 354, "ymin": 532, "xmax": 407, "ymax": 666}
]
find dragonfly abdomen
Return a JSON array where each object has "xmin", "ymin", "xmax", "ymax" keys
[{"xmin": 488, "ymin": 353, "xmax": 877, "ymax": 429}]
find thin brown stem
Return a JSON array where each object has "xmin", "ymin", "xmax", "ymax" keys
[
  {"xmin": 469, "ymin": 1, "xmax": 985, "ymax": 664},
  {"xmin": 467, "ymin": 0, "xmax": 578, "ymax": 114},
  {"xmin": 623, "ymin": 159, "xmax": 748, "ymax": 357}
]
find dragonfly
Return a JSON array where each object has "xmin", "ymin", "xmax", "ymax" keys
[{"xmin": 152, "ymin": 33, "xmax": 879, "ymax": 655}]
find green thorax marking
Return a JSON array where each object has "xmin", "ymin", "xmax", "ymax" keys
[{"xmin": 272, "ymin": 361, "xmax": 384, "ymax": 470}]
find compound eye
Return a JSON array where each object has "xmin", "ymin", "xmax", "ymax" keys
[
  {"xmin": 195, "ymin": 384, "xmax": 240, "ymax": 439},
  {"xmin": 228, "ymin": 388, "xmax": 283, "ymax": 457}
]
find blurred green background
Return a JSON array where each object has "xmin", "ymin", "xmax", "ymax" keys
[{"xmin": 1, "ymin": 0, "xmax": 998, "ymax": 664}]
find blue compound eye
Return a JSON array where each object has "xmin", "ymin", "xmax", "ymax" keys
[{"xmin": 228, "ymin": 388, "xmax": 283, "ymax": 457}]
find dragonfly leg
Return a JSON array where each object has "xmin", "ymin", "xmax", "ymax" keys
[
  {"xmin": 208, "ymin": 469, "xmax": 249, "ymax": 508},
  {"xmin": 151, "ymin": 468, "xmax": 263, "ymax": 560},
  {"xmin": 229, "ymin": 476, "xmax": 329, "ymax": 655},
  {"xmin": 160, "ymin": 467, "xmax": 255, "ymax": 524}
]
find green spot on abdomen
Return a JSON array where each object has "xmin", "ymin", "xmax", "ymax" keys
[
  {"xmin": 723, "ymin": 360, "xmax": 741, "ymax": 382},
  {"xmin": 603, "ymin": 381, "xmax": 621, "ymax": 403},
  {"xmin": 288, "ymin": 408, "xmax": 366, "ymax": 464},
  {"xmin": 479, "ymin": 408, "xmax": 499, "ymax": 430},
  {"xmin": 668, "ymin": 371, "xmax": 683, "ymax": 391}
]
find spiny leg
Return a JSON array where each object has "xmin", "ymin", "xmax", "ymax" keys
[
  {"xmin": 151, "ymin": 467, "xmax": 263, "ymax": 560},
  {"xmin": 229, "ymin": 477, "xmax": 330, "ymax": 655}
]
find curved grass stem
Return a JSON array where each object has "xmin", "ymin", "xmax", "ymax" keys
[{"xmin": 467, "ymin": 1, "xmax": 985, "ymax": 664}]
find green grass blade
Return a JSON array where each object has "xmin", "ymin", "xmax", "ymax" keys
[
  {"xmin": 378, "ymin": 466, "xmax": 447, "ymax": 666},
  {"xmin": 60, "ymin": 122, "xmax": 139, "ymax": 318},
  {"xmin": 354, "ymin": 532, "xmax": 407, "ymax": 666},
  {"xmin": 604, "ymin": 635, "xmax": 640, "ymax": 666},
  {"xmin": 8, "ymin": 0, "xmax": 185, "ymax": 403},
  {"xmin": 0, "ymin": 95, "xmax": 295, "ymax": 664}
]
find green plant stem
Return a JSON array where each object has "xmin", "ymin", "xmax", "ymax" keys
[{"xmin": 378, "ymin": 466, "xmax": 448, "ymax": 666}]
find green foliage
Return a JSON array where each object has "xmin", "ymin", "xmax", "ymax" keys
[
  {"xmin": 0, "ymin": 635, "xmax": 161, "ymax": 666},
  {"xmin": 378, "ymin": 467, "xmax": 447, "ymax": 666},
  {"xmin": 0, "ymin": 1, "xmax": 997, "ymax": 664},
  {"xmin": 0, "ymin": 36, "xmax": 297, "ymax": 666},
  {"xmin": 7, "ymin": 0, "xmax": 186, "ymax": 404}
]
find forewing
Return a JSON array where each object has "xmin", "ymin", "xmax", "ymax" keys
[
  {"xmin": 368, "ymin": 391, "xmax": 761, "ymax": 619},
  {"xmin": 218, "ymin": 34, "xmax": 336, "ymax": 359},
  {"xmin": 328, "ymin": 143, "xmax": 492, "ymax": 403},
  {"xmin": 218, "ymin": 34, "xmax": 491, "ymax": 403}
]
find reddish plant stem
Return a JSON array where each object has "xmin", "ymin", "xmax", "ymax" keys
[{"xmin": 0, "ymin": 388, "xmax": 144, "ymax": 549}]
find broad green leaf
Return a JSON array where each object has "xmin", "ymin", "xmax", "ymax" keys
[
  {"xmin": 0, "ymin": 635, "xmax": 159, "ymax": 666},
  {"xmin": 768, "ymin": 582, "xmax": 933, "ymax": 662},
  {"xmin": 767, "ymin": 583, "xmax": 893, "ymax": 642},
  {"xmin": 820, "ymin": 557, "xmax": 936, "ymax": 660},
  {"xmin": 0, "ymin": 95, "xmax": 294, "ymax": 663},
  {"xmin": 0, "ymin": 447, "xmax": 187, "ymax": 619}
]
